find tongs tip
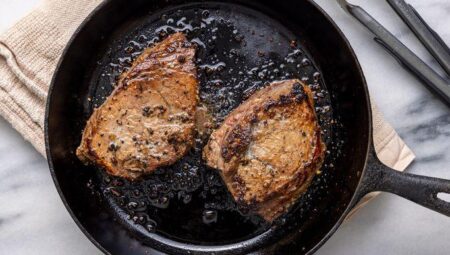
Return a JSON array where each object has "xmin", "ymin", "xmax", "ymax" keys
[
  {"xmin": 337, "ymin": 0, "xmax": 450, "ymax": 105},
  {"xmin": 337, "ymin": 0, "xmax": 356, "ymax": 13}
]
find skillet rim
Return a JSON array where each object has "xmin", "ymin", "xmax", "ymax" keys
[
  {"xmin": 44, "ymin": 0, "xmax": 373, "ymax": 254},
  {"xmin": 302, "ymin": 1, "xmax": 373, "ymax": 254},
  {"xmin": 45, "ymin": 1, "xmax": 113, "ymax": 254}
]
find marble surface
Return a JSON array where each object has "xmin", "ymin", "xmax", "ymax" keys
[{"xmin": 0, "ymin": 0, "xmax": 449, "ymax": 254}]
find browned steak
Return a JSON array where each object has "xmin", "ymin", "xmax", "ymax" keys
[
  {"xmin": 203, "ymin": 80, "xmax": 325, "ymax": 222},
  {"xmin": 76, "ymin": 32, "xmax": 198, "ymax": 179}
]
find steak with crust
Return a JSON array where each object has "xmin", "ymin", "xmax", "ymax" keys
[
  {"xmin": 203, "ymin": 80, "xmax": 325, "ymax": 222},
  {"xmin": 77, "ymin": 32, "xmax": 198, "ymax": 179}
]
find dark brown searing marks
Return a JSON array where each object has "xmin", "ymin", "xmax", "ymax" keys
[
  {"xmin": 155, "ymin": 105, "xmax": 167, "ymax": 116},
  {"xmin": 278, "ymin": 94, "xmax": 292, "ymax": 105},
  {"xmin": 177, "ymin": 55, "xmax": 186, "ymax": 63},
  {"xmin": 168, "ymin": 133, "xmax": 184, "ymax": 146},
  {"xmin": 261, "ymin": 83, "xmax": 306, "ymax": 113},
  {"xmin": 222, "ymin": 124, "xmax": 252, "ymax": 161},
  {"xmin": 142, "ymin": 106, "xmax": 153, "ymax": 117},
  {"xmin": 263, "ymin": 99, "xmax": 278, "ymax": 112}
]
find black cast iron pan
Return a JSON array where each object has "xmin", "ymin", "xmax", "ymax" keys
[{"xmin": 45, "ymin": 0, "xmax": 450, "ymax": 254}]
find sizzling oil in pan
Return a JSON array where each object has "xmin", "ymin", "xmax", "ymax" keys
[{"xmin": 85, "ymin": 3, "xmax": 343, "ymax": 245}]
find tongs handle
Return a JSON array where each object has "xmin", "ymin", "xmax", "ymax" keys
[
  {"xmin": 387, "ymin": 0, "xmax": 450, "ymax": 76},
  {"xmin": 344, "ymin": 4, "xmax": 450, "ymax": 106}
]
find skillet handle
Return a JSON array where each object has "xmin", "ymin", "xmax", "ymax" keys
[{"xmin": 358, "ymin": 149, "xmax": 450, "ymax": 216}]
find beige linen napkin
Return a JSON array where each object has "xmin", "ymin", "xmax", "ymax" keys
[{"xmin": 0, "ymin": 0, "xmax": 415, "ymax": 216}]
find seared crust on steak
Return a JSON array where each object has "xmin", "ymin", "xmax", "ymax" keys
[
  {"xmin": 77, "ymin": 33, "xmax": 198, "ymax": 179},
  {"xmin": 203, "ymin": 80, "xmax": 325, "ymax": 221}
]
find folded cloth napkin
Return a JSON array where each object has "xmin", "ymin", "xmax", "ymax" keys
[{"xmin": 0, "ymin": 0, "xmax": 415, "ymax": 217}]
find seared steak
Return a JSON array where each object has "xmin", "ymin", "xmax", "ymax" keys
[
  {"xmin": 77, "ymin": 32, "xmax": 198, "ymax": 179},
  {"xmin": 203, "ymin": 80, "xmax": 325, "ymax": 222}
]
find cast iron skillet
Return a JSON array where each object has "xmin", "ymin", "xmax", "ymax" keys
[{"xmin": 45, "ymin": 0, "xmax": 450, "ymax": 254}]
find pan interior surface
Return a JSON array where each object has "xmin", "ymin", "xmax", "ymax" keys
[
  {"xmin": 47, "ymin": 1, "xmax": 370, "ymax": 254},
  {"xmin": 88, "ymin": 1, "xmax": 339, "ymax": 245}
]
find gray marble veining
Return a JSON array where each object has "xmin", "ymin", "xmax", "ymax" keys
[{"xmin": 0, "ymin": 0, "xmax": 449, "ymax": 254}]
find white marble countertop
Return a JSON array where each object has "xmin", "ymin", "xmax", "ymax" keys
[{"xmin": 0, "ymin": 0, "xmax": 449, "ymax": 254}]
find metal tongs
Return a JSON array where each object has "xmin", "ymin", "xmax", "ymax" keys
[{"xmin": 338, "ymin": 0, "xmax": 450, "ymax": 106}]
